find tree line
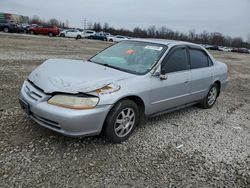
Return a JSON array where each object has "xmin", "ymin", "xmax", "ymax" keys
[
  {"xmin": 28, "ymin": 15, "xmax": 250, "ymax": 48},
  {"xmin": 89, "ymin": 22, "xmax": 250, "ymax": 49},
  {"xmin": 28, "ymin": 15, "xmax": 69, "ymax": 29}
]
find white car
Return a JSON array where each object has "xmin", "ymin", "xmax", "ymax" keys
[
  {"xmin": 60, "ymin": 29, "xmax": 83, "ymax": 39},
  {"xmin": 219, "ymin": 47, "xmax": 231, "ymax": 52},
  {"xmin": 82, "ymin": 30, "xmax": 96, "ymax": 38},
  {"xmin": 108, "ymin": 35, "xmax": 129, "ymax": 42}
]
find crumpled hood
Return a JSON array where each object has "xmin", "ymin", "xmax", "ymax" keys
[{"xmin": 28, "ymin": 59, "xmax": 134, "ymax": 94}]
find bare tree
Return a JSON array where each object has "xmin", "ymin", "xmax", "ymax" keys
[
  {"xmin": 147, "ymin": 25, "xmax": 156, "ymax": 37},
  {"xmin": 49, "ymin": 18, "xmax": 59, "ymax": 26},
  {"xmin": 103, "ymin": 22, "xmax": 109, "ymax": 32},
  {"xmin": 87, "ymin": 22, "xmax": 93, "ymax": 29},
  {"xmin": 247, "ymin": 34, "xmax": 250, "ymax": 43}
]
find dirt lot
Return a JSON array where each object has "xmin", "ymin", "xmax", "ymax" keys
[{"xmin": 0, "ymin": 33, "xmax": 250, "ymax": 187}]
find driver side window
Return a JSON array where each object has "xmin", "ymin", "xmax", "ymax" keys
[{"xmin": 162, "ymin": 47, "xmax": 189, "ymax": 73}]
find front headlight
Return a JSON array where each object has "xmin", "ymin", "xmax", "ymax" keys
[{"xmin": 48, "ymin": 95, "xmax": 99, "ymax": 110}]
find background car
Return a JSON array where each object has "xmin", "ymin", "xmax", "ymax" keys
[
  {"xmin": 82, "ymin": 30, "xmax": 96, "ymax": 38},
  {"xmin": 205, "ymin": 45, "xmax": 221, "ymax": 51},
  {"xmin": 86, "ymin": 32, "xmax": 107, "ymax": 41},
  {"xmin": 17, "ymin": 23, "xmax": 30, "ymax": 33},
  {"xmin": 28, "ymin": 25, "xmax": 60, "ymax": 37},
  {"xmin": 231, "ymin": 48, "xmax": 250, "ymax": 54},
  {"xmin": 108, "ymin": 35, "xmax": 129, "ymax": 42},
  {"xmin": 219, "ymin": 46, "xmax": 231, "ymax": 52},
  {"xmin": 0, "ymin": 20, "xmax": 19, "ymax": 33},
  {"xmin": 59, "ymin": 29, "xmax": 83, "ymax": 39}
]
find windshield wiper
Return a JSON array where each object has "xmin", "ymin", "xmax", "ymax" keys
[
  {"xmin": 102, "ymin": 64, "xmax": 125, "ymax": 71},
  {"xmin": 93, "ymin": 62, "xmax": 125, "ymax": 72}
]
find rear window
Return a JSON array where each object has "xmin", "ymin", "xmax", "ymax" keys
[{"xmin": 189, "ymin": 49, "xmax": 209, "ymax": 69}]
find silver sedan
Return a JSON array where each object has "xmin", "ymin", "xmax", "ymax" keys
[{"xmin": 19, "ymin": 39, "xmax": 228, "ymax": 143}]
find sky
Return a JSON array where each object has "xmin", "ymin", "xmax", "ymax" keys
[{"xmin": 1, "ymin": 0, "xmax": 250, "ymax": 40}]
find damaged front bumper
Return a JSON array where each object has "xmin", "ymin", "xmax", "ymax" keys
[{"xmin": 19, "ymin": 80, "xmax": 112, "ymax": 137}]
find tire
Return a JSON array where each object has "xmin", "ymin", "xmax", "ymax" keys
[
  {"xmin": 60, "ymin": 33, "xmax": 65, "ymax": 37},
  {"xmin": 76, "ymin": 35, "xmax": 81, "ymax": 40},
  {"xmin": 30, "ymin": 30, "xmax": 34, "ymax": 35},
  {"xmin": 48, "ymin": 32, "xmax": 53, "ymax": 37},
  {"xmin": 103, "ymin": 99, "xmax": 139, "ymax": 143},
  {"xmin": 199, "ymin": 83, "xmax": 219, "ymax": 109},
  {"xmin": 109, "ymin": 39, "xmax": 113, "ymax": 42},
  {"xmin": 3, "ymin": 27, "xmax": 9, "ymax": 33}
]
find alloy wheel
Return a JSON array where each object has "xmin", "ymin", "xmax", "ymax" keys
[
  {"xmin": 114, "ymin": 108, "xmax": 135, "ymax": 137},
  {"xmin": 208, "ymin": 87, "xmax": 217, "ymax": 106}
]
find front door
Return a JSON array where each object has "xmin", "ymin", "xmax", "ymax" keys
[{"xmin": 149, "ymin": 46, "xmax": 191, "ymax": 114}]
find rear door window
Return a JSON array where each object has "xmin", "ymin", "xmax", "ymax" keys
[{"xmin": 189, "ymin": 49, "xmax": 209, "ymax": 69}]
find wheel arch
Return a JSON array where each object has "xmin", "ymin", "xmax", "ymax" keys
[
  {"xmin": 213, "ymin": 80, "xmax": 221, "ymax": 97},
  {"xmin": 103, "ymin": 95, "xmax": 146, "ymax": 127}
]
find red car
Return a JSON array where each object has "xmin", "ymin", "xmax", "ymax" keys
[{"xmin": 29, "ymin": 25, "xmax": 59, "ymax": 37}]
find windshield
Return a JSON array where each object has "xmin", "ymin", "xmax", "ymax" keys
[{"xmin": 90, "ymin": 41, "xmax": 167, "ymax": 75}]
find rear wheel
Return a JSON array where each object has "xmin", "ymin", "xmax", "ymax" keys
[
  {"xmin": 3, "ymin": 27, "xmax": 9, "ymax": 33},
  {"xmin": 60, "ymin": 33, "xmax": 65, "ymax": 37},
  {"xmin": 199, "ymin": 83, "xmax": 219, "ymax": 109},
  {"xmin": 109, "ymin": 39, "xmax": 113, "ymax": 42},
  {"xmin": 103, "ymin": 100, "xmax": 139, "ymax": 143}
]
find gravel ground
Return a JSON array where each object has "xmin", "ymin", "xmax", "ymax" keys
[{"xmin": 0, "ymin": 33, "xmax": 250, "ymax": 187}]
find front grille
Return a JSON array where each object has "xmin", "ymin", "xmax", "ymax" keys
[{"xmin": 24, "ymin": 80, "xmax": 47, "ymax": 102}]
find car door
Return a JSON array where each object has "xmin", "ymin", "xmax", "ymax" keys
[
  {"xmin": 115, "ymin": 36, "xmax": 124, "ymax": 42},
  {"xmin": 66, "ymin": 30, "xmax": 74, "ymax": 38},
  {"xmin": 149, "ymin": 46, "xmax": 191, "ymax": 114},
  {"xmin": 36, "ymin": 25, "xmax": 43, "ymax": 34},
  {"xmin": 188, "ymin": 47, "xmax": 214, "ymax": 101}
]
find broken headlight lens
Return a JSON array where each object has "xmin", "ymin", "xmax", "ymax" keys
[
  {"xmin": 48, "ymin": 95, "xmax": 99, "ymax": 110},
  {"xmin": 95, "ymin": 84, "xmax": 121, "ymax": 94}
]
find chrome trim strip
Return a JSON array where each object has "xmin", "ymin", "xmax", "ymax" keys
[{"xmin": 151, "ymin": 89, "xmax": 207, "ymax": 105}]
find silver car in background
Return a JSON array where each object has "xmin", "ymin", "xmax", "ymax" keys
[{"xmin": 19, "ymin": 39, "xmax": 228, "ymax": 143}]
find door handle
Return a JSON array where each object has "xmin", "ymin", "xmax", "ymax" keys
[{"xmin": 184, "ymin": 80, "xmax": 189, "ymax": 83}]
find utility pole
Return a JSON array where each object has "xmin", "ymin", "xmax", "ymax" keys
[{"xmin": 84, "ymin": 18, "xmax": 87, "ymax": 30}]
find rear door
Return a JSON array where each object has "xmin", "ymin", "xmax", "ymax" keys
[
  {"xmin": 188, "ymin": 47, "xmax": 214, "ymax": 101},
  {"xmin": 149, "ymin": 46, "xmax": 191, "ymax": 114}
]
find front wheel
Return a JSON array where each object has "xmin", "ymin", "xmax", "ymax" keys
[
  {"xmin": 3, "ymin": 27, "xmax": 9, "ymax": 33},
  {"xmin": 76, "ymin": 35, "xmax": 81, "ymax": 40},
  {"xmin": 48, "ymin": 32, "xmax": 53, "ymax": 37},
  {"xmin": 199, "ymin": 83, "xmax": 219, "ymax": 109},
  {"xmin": 103, "ymin": 100, "xmax": 139, "ymax": 143}
]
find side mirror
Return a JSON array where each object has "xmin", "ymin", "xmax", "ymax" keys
[{"xmin": 160, "ymin": 69, "xmax": 168, "ymax": 80}]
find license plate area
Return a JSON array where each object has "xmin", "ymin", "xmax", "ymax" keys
[{"xmin": 19, "ymin": 98, "xmax": 31, "ymax": 115}]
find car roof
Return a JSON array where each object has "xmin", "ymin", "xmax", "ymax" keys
[{"xmin": 129, "ymin": 38, "xmax": 202, "ymax": 48}]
